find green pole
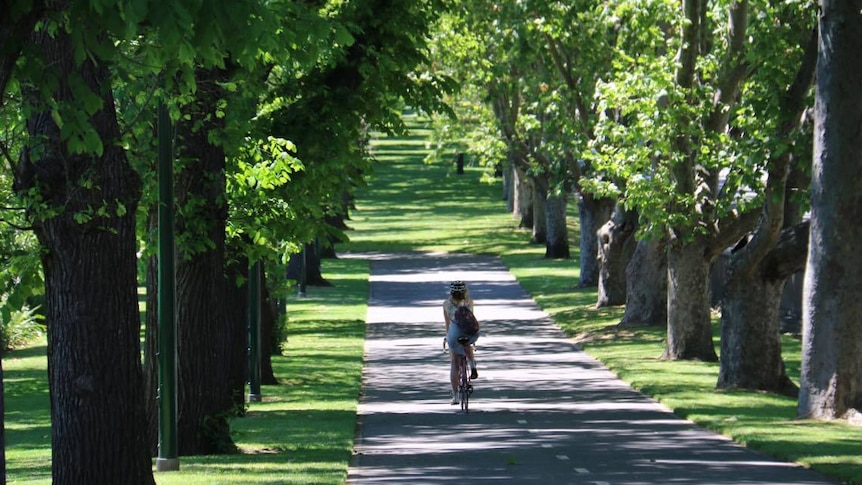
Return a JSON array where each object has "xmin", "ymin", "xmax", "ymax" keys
[
  {"xmin": 156, "ymin": 101, "xmax": 180, "ymax": 472},
  {"xmin": 298, "ymin": 244, "xmax": 307, "ymax": 297},
  {"xmin": 248, "ymin": 261, "xmax": 262, "ymax": 402}
]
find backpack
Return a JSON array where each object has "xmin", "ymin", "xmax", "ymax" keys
[{"xmin": 453, "ymin": 305, "xmax": 479, "ymax": 336}]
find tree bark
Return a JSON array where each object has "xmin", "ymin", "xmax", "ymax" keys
[
  {"xmin": 718, "ymin": 223, "xmax": 808, "ymax": 396},
  {"xmin": 15, "ymin": 28, "xmax": 154, "ymax": 484},
  {"xmin": 531, "ymin": 179, "xmax": 547, "ymax": 245},
  {"xmin": 174, "ymin": 67, "xmax": 238, "ymax": 455},
  {"xmin": 224, "ymin": 253, "xmax": 250, "ymax": 410},
  {"xmin": 620, "ymin": 237, "xmax": 668, "ymax": 326},
  {"xmin": 577, "ymin": 193, "xmax": 615, "ymax": 287},
  {"xmin": 717, "ymin": 25, "xmax": 816, "ymax": 396},
  {"xmin": 664, "ymin": 237, "xmax": 718, "ymax": 361},
  {"xmin": 544, "ymin": 192, "xmax": 570, "ymax": 259},
  {"xmin": 287, "ymin": 240, "xmax": 333, "ymax": 287},
  {"xmin": 597, "ymin": 205, "xmax": 638, "ymax": 307},
  {"xmin": 260, "ymin": 268, "xmax": 279, "ymax": 385},
  {"xmin": 512, "ymin": 164, "xmax": 533, "ymax": 229},
  {"xmin": 799, "ymin": 0, "xmax": 862, "ymax": 420}
]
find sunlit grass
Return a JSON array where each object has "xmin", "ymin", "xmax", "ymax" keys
[{"xmin": 5, "ymin": 258, "xmax": 368, "ymax": 485}]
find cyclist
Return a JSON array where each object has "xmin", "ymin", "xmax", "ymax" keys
[{"xmin": 444, "ymin": 280, "xmax": 479, "ymax": 405}]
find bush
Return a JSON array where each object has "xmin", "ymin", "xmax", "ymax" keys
[{"xmin": 1, "ymin": 304, "xmax": 45, "ymax": 350}]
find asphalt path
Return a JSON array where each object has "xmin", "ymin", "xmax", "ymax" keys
[{"xmin": 346, "ymin": 252, "xmax": 836, "ymax": 485}]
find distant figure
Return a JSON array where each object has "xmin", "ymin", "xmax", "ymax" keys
[{"xmin": 456, "ymin": 153, "xmax": 465, "ymax": 174}]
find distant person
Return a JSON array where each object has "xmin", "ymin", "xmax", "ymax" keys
[{"xmin": 444, "ymin": 280, "xmax": 479, "ymax": 404}]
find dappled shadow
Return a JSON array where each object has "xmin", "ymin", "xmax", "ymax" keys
[{"xmin": 347, "ymin": 253, "xmax": 837, "ymax": 485}]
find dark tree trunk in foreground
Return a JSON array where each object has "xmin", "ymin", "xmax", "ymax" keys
[
  {"xmin": 799, "ymin": 0, "xmax": 862, "ymax": 420},
  {"xmin": 15, "ymin": 28, "xmax": 154, "ymax": 484},
  {"xmin": 174, "ymin": 67, "xmax": 237, "ymax": 455},
  {"xmin": 597, "ymin": 205, "xmax": 638, "ymax": 307},
  {"xmin": 620, "ymin": 237, "xmax": 668, "ymax": 327},
  {"xmin": 577, "ymin": 193, "xmax": 615, "ymax": 287},
  {"xmin": 544, "ymin": 193, "xmax": 570, "ymax": 259},
  {"xmin": 664, "ymin": 238, "xmax": 718, "ymax": 361}
]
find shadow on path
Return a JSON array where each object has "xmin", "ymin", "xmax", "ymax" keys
[{"xmin": 347, "ymin": 253, "xmax": 835, "ymax": 485}]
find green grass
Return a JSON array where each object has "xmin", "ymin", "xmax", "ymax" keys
[{"xmin": 4, "ymin": 257, "xmax": 368, "ymax": 485}]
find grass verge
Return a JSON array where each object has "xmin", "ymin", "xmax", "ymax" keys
[{"xmin": 4, "ymin": 257, "xmax": 368, "ymax": 485}]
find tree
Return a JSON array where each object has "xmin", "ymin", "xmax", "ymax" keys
[
  {"xmin": 797, "ymin": 0, "xmax": 862, "ymax": 420},
  {"xmin": 14, "ymin": 16, "xmax": 154, "ymax": 483},
  {"xmin": 717, "ymin": 17, "xmax": 817, "ymax": 395}
]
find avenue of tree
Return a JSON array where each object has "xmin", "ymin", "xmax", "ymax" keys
[
  {"xmin": 0, "ymin": 0, "xmax": 861, "ymax": 483},
  {"xmin": 426, "ymin": 0, "xmax": 862, "ymax": 432}
]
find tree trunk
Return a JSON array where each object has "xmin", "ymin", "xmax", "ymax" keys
[
  {"xmin": 664, "ymin": 237, "xmax": 718, "ymax": 361},
  {"xmin": 597, "ymin": 205, "xmax": 638, "ymax": 307},
  {"xmin": 174, "ymin": 67, "xmax": 237, "ymax": 455},
  {"xmin": 577, "ymin": 193, "xmax": 615, "ymax": 287},
  {"xmin": 512, "ymin": 165, "xmax": 533, "ymax": 229},
  {"xmin": 544, "ymin": 192, "xmax": 570, "ymax": 259},
  {"xmin": 799, "ymin": 2, "xmax": 862, "ymax": 420},
  {"xmin": 287, "ymin": 240, "xmax": 333, "ymax": 287},
  {"xmin": 260, "ymin": 269, "xmax": 279, "ymax": 385},
  {"xmin": 620, "ymin": 237, "xmax": 668, "ymax": 327},
  {"xmin": 718, "ymin": 223, "xmax": 808, "ymax": 396},
  {"xmin": 224, "ymin": 253, "xmax": 250, "ymax": 410},
  {"xmin": 531, "ymin": 181, "xmax": 547, "ymax": 245},
  {"xmin": 503, "ymin": 160, "xmax": 513, "ymax": 209},
  {"xmin": 15, "ymin": 28, "xmax": 154, "ymax": 484}
]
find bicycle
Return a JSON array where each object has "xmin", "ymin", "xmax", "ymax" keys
[
  {"xmin": 445, "ymin": 336, "xmax": 474, "ymax": 413},
  {"xmin": 455, "ymin": 337, "xmax": 474, "ymax": 412}
]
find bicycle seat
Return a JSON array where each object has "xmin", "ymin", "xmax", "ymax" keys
[{"xmin": 456, "ymin": 336, "xmax": 470, "ymax": 345}]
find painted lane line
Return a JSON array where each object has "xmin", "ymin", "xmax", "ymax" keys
[
  {"xmin": 556, "ymin": 454, "xmax": 570, "ymax": 461},
  {"xmin": 574, "ymin": 468, "xmax": 590, "ymax": 474}
]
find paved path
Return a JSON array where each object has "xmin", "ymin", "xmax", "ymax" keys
[{"xmin": 346, "ymin": 253, "xmax": 836, "ymax": 485}]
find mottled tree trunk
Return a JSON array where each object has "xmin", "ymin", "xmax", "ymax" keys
[
  {"xmin": 577, "ymin": 193, "xmax": 615, "ymax": 287},
  {"xmin": 718, "ymin": 223, "xmax": 807, "ymax": 396},
  {"xmin": 620, "ymin": 237, "xmax": 667, "ymax": 327},
  {"xmin": 15, "ymin": 28, "xmax": 154, "ymax": 484},
  {"xmin": 174, "ymin": 67, "xmax": 237, "ymax": 455},
  {"xmin": 512, "ymin": 165, "xmax": 533, "ymax": 229},
  {"xmin": 664, "ymin": 238, "xmax": 717, "ymax": 361},
  {"xmin": 597, "ymin": 205, "xmax": 638, "ymax": 307},
  {"xmin": 544, "ymin": 193, "xmax": 569, "ymax": 259},
  {"xmin": 799, "ymin": 1, "xmax": 862, "ymax": 420},
  {"xmin": 531, "ymin": 181, "xmax": 547, "ymax": 245}
]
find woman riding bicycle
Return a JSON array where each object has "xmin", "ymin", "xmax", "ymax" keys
[{"xmin": 444, "ymin": 280, "xmax": 479, "ymax": 405}]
